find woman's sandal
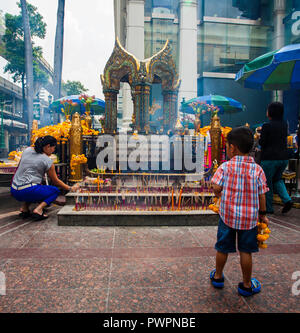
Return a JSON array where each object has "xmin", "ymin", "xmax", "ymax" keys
[
  {"xmin": 18, "ymin": 211, "xmax": 31, "ymax": 219},
  {"xmin": 238, "ymin": 278, "xmax": 261, "ymax": 297},
  {"xmin": 31, "ymin": 212, "xmax": 48, "ymax": 221},
  {"xmin": 210, "ymin": 269, "xmax": 225, "ymax": 288}
]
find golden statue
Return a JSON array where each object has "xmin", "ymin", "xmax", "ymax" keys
[
  {"xmin": 183, "ymin": 124, "xmax": 189, "ymax": 135},
  {"xmin": 175, "ymin": 118, "xmax": 183, "ymax": 135},
  {"xmin": 69, "ymin": 112, "xmax": 83, "ymax": 182},
  {"xmin": 85, "ymin": 112, "xmax": 92, "ymax": 130},
  {"xmin": 30, "ymin": 120, "xmax": 38, "ymax": 145},
  {"xmin": 209, "ymin": 114, "xmax": 222, "ymax": 166},
  {"xmin": 194, "ymin": 114, "xmax": 201, "ymax": 135}
]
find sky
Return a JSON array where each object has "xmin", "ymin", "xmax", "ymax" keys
[{"xmin": 0, "ymin": 0, "xmax": 115, "ymax": 100}]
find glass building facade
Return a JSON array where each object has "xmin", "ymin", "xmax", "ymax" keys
[{"xmin": 118, "ymin": 0, "xmax": 300, "ymax": 132}]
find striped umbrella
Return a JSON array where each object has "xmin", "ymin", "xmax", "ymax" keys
[{"xmin": 235, "ymin": 43, "xmax": 300, "ymax": 90}]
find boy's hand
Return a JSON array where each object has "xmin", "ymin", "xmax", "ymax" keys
[
  {"xmin": 259, "ymin": 214, "xmax": 269, "ymax": 225},
  {"xmin": 212, "ymin": 184, "xmax": 222, "ymax": 198}
]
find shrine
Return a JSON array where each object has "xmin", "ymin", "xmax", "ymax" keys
[{"xmin": 101, "ymin": 38, "xmax": 180, "ymax": 134}]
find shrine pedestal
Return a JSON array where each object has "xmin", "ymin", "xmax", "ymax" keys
[{"xmin": 57, "ymin": 204, "xmax": 218, "ymax": 226}]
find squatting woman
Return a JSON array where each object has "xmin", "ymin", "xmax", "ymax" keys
[{"xmin": 11, "ymin": 135, "xmax": 78, "ymax": 221}]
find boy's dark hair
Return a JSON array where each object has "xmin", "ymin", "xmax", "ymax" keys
[
  {"xmin": 34, "ymin": 135, "xmax": 57, "ymax": 154},
  {"xmin": 227, "ymin": 126, "xmax": 254, "ymax": 154},
  {"xmin": 267, "ymin": 101, "xmax": 284, "ymax": 120}
]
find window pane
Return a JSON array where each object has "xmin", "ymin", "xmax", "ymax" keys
[{"xmin": 198, "ymin": 22, "xmax": 269, "ymax": 73}]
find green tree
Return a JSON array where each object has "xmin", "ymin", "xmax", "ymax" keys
[
  {"xmin": 62, "ymin": 80, "xmax": 89, "ymax": 95},
  {"xmin": 2, "ymin": 1, "xmax": 48, "ymax": 129}
]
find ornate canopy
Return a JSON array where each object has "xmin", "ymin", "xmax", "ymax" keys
[{"xmin": 101, "ymin": 38, "xmax": 180, "ymax": 133}]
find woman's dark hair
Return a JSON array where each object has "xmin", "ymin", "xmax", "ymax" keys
[
  {"xmin": 227, "ymin": 126, "xmax": 254, "ymax": 154},
  {"xmin": 34, "ymin": 135, "xmax": 57, "ymax": 154},
  {"xmin": 267, "ymin": 101, "xmax": 284, "ymax": 121}
]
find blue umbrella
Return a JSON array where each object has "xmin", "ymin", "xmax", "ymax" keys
[
  {"xmin": 180, "ymin": 95, "xmax": 245, "ymax": 115},
  {"xmin": 235, "ymin": 43, "xmax": 300, "ymax": 90},
  {"xmin": 50, "ymin": 95, "xmax": 105, "ymax": 115}
]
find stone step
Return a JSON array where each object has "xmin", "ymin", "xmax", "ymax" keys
[{"xmin": 57, "ymin": 205, "xmax": 218, "ymax": 226}]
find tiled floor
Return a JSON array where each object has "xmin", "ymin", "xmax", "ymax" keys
[{"xmin": 0, "ymin": 191, "xmax": 299, "ymax": 313}]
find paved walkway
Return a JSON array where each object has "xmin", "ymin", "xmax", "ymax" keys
[{"xmin": 0, "ymin": 188, "xmax": 299, "ymax": 313}]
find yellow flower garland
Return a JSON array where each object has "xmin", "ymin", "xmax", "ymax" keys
[
  {"xmin": 31, "ymin": 120, "xmax": 99, "ymax": 145},
  {"xmin": 8, "ymin": 151, "xmax": 22, "ymax": 161},
  {"xmin": 257, "ymin": 222, "xmax": 271, "ymax": 249},
  {"xmin": 208, "ymin": 197, "xmax": 220, "ymax": 213},
  {"xmin": 70, "ymin": 154, "xmax": 87, "ymax": 176},
  {"xmin": 200, "ymin": 126, "xmax": 232, "ymax": 137}
]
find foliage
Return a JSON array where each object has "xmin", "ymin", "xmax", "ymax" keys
[
  {"xmin": 62, "ymin": 80, "xmax": 89, "ymax": 96},
  {"xmin": 2, "ymin": 1, "xmax": 48, "ymax": 84}
]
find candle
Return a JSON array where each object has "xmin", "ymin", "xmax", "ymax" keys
[{"xmin": 178, "ymin": 188, "xmax": 183, "ymax": 210}]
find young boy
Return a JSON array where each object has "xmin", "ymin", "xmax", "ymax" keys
[{"xmin": 210, "ymin": 126, "xmax": 269, "ymax": 297}]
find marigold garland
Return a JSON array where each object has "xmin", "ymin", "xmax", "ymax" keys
[
  {"xmin": 70, "ymin": 154, "xmax": 87, "ymax": 176},
  {"xmin": 8, "ymin": 151, "xmax": 22, "ymax": 161},
  {"xmin": 80, "ymin": 120, "xmax": 99, "ymax": 136},
  {"xmin": 208, "ymin": 197, "xmax": 220, "ymax": 213},
  {"xmin": 31, "ymin": 120, "xmax": 99, "ymax": 144},
  {"xmin": 257, "ymin": 222, "xmax": 271, "ymax": 249},
  {"xmin": 200, "ymin": 126, "xmax": 232, "ymax": 138}
]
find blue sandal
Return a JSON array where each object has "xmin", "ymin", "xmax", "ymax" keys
[
  {"xmin": 210, "ymin": 269, "xmax": 224, "ymax": 288},
  {"xmin": 238, "ymin": 278, "xmax": 261, "ymax": 297}
]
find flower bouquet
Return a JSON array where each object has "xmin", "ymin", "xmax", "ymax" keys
[
  {"xmin": 60, "ymin": 99, "xmax": 78, "ymax": 120},
  {"xmin": 189, "ymin": 101, "xmax": 220, "ymax": 117},
  {"xmin": 78, "ymin": 94, "xmax": 95, "ymax": 114}
]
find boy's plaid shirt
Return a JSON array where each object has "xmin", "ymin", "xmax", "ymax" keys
[{"xmin": 211, "ymin": 155, "xmax": 269, "ymax": 230}]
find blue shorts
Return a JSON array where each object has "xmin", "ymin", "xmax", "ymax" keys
[
  {"xmin": 11, "ymin": 185, "xmax": 60, "ymax": 206},
  {"xmin": 215, "ymin": 218, "xmax": 259, "ymax": 254}
]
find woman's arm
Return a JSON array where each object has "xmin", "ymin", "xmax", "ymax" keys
[{"xmin": 47, "ymin": 164, "xmax": 78, "ymax": 191}]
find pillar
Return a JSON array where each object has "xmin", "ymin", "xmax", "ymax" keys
[
  {"xmin": 163, "ymin": 90, "xmax": 178, "ymax": 131},
  {"xmin": 122, "ymin": 0, "xmax": 145, "ymax": 132},
  {"xmin": 272, "ymin": 0, "xmax": 286, "ymax": 102},
  {"xmin": 178, "ymin": 0, "xmax": 198, "ymax": 111},
  {"xmin": 104, "ymin": 89, "xmax": 118, "ymax": 133},
  {"xmin": 133, "ymin": 84, "xmax": 151, "ymax": 133}
]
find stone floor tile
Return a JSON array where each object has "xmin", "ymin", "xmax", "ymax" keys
[{"xmin": 2, "ymin": 258, "xmax": 111, "ymax": 290}]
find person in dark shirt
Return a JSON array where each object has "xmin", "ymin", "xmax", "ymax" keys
[{"xmin": 259, "ymin": 102, "xmax": 292, "ymax": 214}]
